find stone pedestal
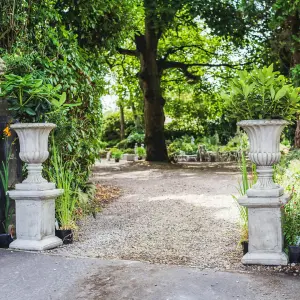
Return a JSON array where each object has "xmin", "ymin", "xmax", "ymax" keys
[
  {"xmin": 237, "ymin": 120, "xmax": 289, "ymax": 266},
  {"xmin": 8, "ymin": 123, "xmax": 63, "ymax": 250},
  {"xmin": 9, "ymin": 189, "xmax": 63, "ymax": 251},
  {"xmin": 239, "ymin": 195, "xmax": 289, "ymax": 265}
]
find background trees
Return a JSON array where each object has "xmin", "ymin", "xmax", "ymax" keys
[
  {"xmin": 111, "ymin": 0, "xmax": 268, "ymax": 161},
  {"xmin": 1, "ymin": 0, "xmax": 300, "ymax": 161}
]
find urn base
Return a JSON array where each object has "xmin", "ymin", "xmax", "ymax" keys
[
  {"xmin": 9, "ymin": 236, "xmax": 62, "ymax": 251},
  {"xmin": 241, "ymin": 252, "xmax": 288, "ymax": 265},
  {"xmin": 239, "ymin": 194, "xmax": 289, "ymax": 266},
  {"xmin": 8, "ymin": 189, "xmax": 63, "ymax": 251},
  {"xmin": 246, "ymin": 186, "xmax": 284, "ymax": 198},
  {"xmin": 15, "ymin": 182, "xmax": 56, "ymax": 191}
]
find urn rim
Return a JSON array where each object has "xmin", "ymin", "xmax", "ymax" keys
[
  {"xmin": 237, "ymin": 119, "xmax": 289, "ymax": 127},
  {"xmin": 11, "ymin": 123, "xmax": 56, "ymax": 129}
]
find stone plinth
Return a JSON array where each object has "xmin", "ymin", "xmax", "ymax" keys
[
  {"xmin": 8, "ymin": 123, "xmax": 63, "ymax": 250},
  {"xmin": 239, "ymin": 194, "xmax": 289, "ymax": 265},
  {"xmin": 8, "ymin": 188, "xmax": 63, "ymax": 251},
  {"xmin": 237, "ymin": 120, "xmax": 289, "ymax": 266}
]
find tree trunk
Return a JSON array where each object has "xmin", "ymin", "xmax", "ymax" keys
[
  {"xmin": 135, "ymin": 4, "xmax": 169, "ymax": 162},
  {"xmin": 138, "ymin": 51, "xmax": 168, "ymax": 161},
  {"xmin": 119, "ymin": 104, "xmax": 125, "ymax": 140}
]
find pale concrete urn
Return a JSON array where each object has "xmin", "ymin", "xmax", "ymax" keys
[
  {"xmin": 238, "ymin": 119, "xmax": 288, "ymax": 197},
  {"xmin": 12, "ymin": 123, "xmax": 57, "ymax": 190},
  {"xmin": 8, "ymin": 123, "xmax": 63, "ymax": 251},
  {"xmin": 237, "ymin": 119, "xmax": 289, "ymax": 265}
]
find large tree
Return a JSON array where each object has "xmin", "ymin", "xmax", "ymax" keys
[
  {"xmin": 116, "ymin": 0, "xmax": 259, "ymax": 161},
  {"xmin": 246, "ymin": 0, "xmax": 300, "ymax": 146}
]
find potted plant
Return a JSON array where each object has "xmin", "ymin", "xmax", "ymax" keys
[
  {"xmin": 0, "ymin": 73, "xmax": 79, "ymax": 250},
  {"xmin": 112, "ymin": 149, "xmax": 123, "ymax": 162},
  {"xmin": 223, "ymin": 65, "xmax": 300, "ymax": 194},
  {"xmin": 137, "ymin": 147, "xmax": 146, "ymax": 160},
  {"xmin": 223, "ymin": 64, "xmax": 300, "ymax": 265},
  {"xmin": 289, "ymin": 244, "xmax": 300, "ymax": 263},
  {"xmin": 0, "ymin": 225, "xmax": 14, "ymax": 248},
  {"xmin": 47, "ymin": 137, "xmax": 77, "ymax": 244},
  {"xmin": 233, "ymin": 152, "xmax": 256, "ymax": 255}
]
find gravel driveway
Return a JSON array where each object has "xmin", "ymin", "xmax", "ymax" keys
[{"xmin": 51, "ymin": 160, "xmax": 243, "ymax": 270}]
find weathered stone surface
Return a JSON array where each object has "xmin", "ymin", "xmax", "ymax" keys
[
  {"xmin": 9, "ymin": 123, "xmax": 63, "ymax": 250},
  {"xmin": 126, "ymin": 154, "xmax": 135, "ymax": 161},
  {"xmin": 9, "ymin": 189, "xmax": 63, "ymax": 250},
  {"xmin": 238, "ymin": 119, "xmax": 288, "ymax": 265}
]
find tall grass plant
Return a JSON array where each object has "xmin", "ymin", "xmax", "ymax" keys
[{"xmin": 47, "ymin": 135, "xmax": 78, "ymax": 230}]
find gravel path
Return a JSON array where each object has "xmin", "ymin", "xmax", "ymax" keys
[{"xmin": 51, "ymin": 160, "xmax": 244, "ymax": 270}]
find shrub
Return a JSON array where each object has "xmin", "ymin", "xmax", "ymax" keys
[
  {"xmin": 136, "ymin": 147, "xmax": 146, "ymax": 159},
  {"xmin": 222, "ymin": 64, "xmax": 300, "ymax": 121},
  {"xmin": 220, "ymin": 132, "xmax": 249, "ymax": 152},
  {"xmin": 275, "ymin": 158, "xmax": 300, "ymax": 246},
  {"xmin": 127, "ymin": 132, "xmax": 145, "ymax": 146},
  {"xmin": 167, "ymin": 136, "xmax": 198, "ymax": 157},
  {"xmin": 116, "ymin": 139, "xmax": 128, "ymax": 149},
  {"xmin": 233, "ymin": 152, "xmax": 257, "ymax": 244},
  {"xmin": 112, "ymin": 149, "xmax": 123, "ymax": 160},
  {"xmin": 124, "ymin": 148, "xmax": 135, "ymax": 154},
  {"xmin": 102, "ymin": 111, "xmax": 135, "ymax": 146},
  {"xmin": 47, "ymin": 137, "xmax": 78, "ymax": 230}
]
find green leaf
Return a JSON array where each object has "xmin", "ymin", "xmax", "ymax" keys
[
  {"xmin": 270, "ymin": 85, "xmax": 275, "ymax": 99},
  {"xmin": 59, "ymin": 92, "xmax": 67, "ymax": 106},
  {"xmin": 25, "ymin": 107, "xmax": 36, "ymax": 116},
  {"xmin": 275, "ymin": 87, "xmax": 287, "ymax": 101}
]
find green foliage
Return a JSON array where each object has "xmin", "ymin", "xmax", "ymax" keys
[
  {"xmin": 46, "ymin": 107, "xmax": 102, "ymax": 189},
  {"xmin": 233, "ymin": 152, "xmax": 256, "ymax": 244},
  {"xmin": 137, "ymin": 147, "xmax": 146, "ymax": 159},
  {"xmin": 199, "ymin": 134, "xmax": 220, "ymax": 151},
  {"xmin": 124, "ymin": 148, "xmax": 135, "ymax": 154},
  {"xmin": 275, "ymin": 157, "xmax": 300, "ymax": 246},
  {"xmin": 102, "ymin": 111, "xmax": 135, "ymax": 147},
  {"xmin": 116, "ymin": 139, "xmax": 128, "ymax": 149},
  {"xmin": 0, "ymin": 74, "xmax": 80, "ymax": 122},
  {"xmin": 47, "ymin": 137, "xmax": 78, "ymax": 230},
  {"xmin": 167, "ymin": 135, "xmax": 198, "ymax": 157},
  {"xmin": 223, "ymin": 65, "xmax": 300, "ymax": 121},
  {"xmin": 111, "ymin": 149, "xmax": 123, "ymax": 160},
  {"xmin": 292, "ymin": 65, "xmax": 300, "ymax": 87},
  {"xmin": 127, "ymin": 132, "xmax": 145, "ymax": 145},
  {"xmin": 0, "ymin": 135, "xmax": 14, "ymax": 233},
  {"xmin": 220, "ymin": 132, "xmax": 249, "ymax": 152},
  {"xmin": 77, "ymin": 183, "xmax": 100, "ymax": 217}
]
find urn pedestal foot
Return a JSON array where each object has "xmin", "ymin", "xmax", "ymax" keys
[
  {"xmin": 239, "ymin": 194, "xmax": 289, "ymax": 266},
  {"xmin": 9, "ymin": 236, "xmax": 62, "ymax": 251},
  {"xmin": 242, "ymin": 252, "xmax": 288, "ymax": 265},
  {"xmin": 8, "ymin": 188, "xmax": 63, "ymax": 251}
]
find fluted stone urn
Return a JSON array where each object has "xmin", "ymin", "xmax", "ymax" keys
[
  {"xmin": 8, "ymin": 123, "xmax": 63, "ymax": 251},
  {"xmin": 238, "ymin": 120, "xmax": 289, "ymax": 265}
]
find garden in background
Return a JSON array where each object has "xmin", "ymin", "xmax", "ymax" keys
[{"xmin": 0, "ymin": 0, "xmax": 300, "ymax": 267}]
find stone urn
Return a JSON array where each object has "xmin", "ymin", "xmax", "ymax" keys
[
  {"xmin": 12, "ymin": 123, "xmax": 58, "ymax": 190},
  {"xmin": 8, "ymin": 123, "xmax": 63, "ymax": 251},
  {"xmin": 238, "ymin": 119, "xmax": 288, "ymax": 197},
  {"xmin": 237, "ymin": 120, "xmax": 289, "ymax": 265}
]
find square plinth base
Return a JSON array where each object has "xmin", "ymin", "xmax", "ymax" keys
[
  {"xmin": 242, "ymin": 252, "xmax": 288, "ymax": 265},
  {"xmin": 9, "ymin": 236, "xmax": 62, "ymax": 251}
]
